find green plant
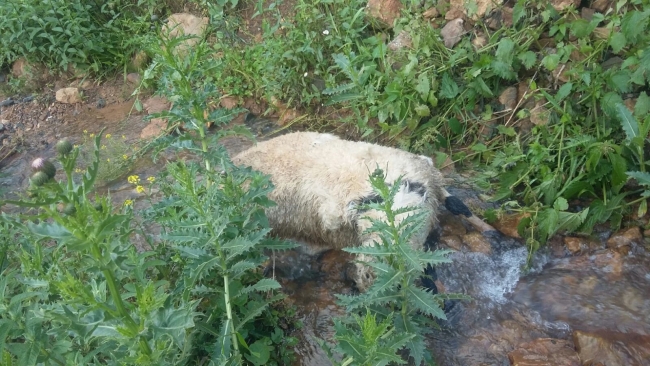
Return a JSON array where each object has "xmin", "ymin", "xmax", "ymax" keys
[
  {"xmin": 330, "ymin": 168, "xmax": 468, "ymax": 365},
  {"xmin": 0, "ymin": 0, "xmax": 157, "ymax": 74}
]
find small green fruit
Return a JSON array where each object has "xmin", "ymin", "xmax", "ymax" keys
[
  {"xmin": 56, "ymin": 139, "xmax": 73, "ymax": 156},
  {"xmin": 30, "ymin": 171, "xmax": 50, "ymax": 187}
]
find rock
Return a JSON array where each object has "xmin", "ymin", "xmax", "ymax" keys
[
  {"xmin": 388, "ymin": 30, "xmax": 413, "ymax": 52},
  {"xmin": 472, "ymin": 35, "xmax": 487, "ymax": 49},
  {"xmin": 591, "ymin": 0, "xmax": 612, "ymax": 12},
  {"xmin": 441, "ymin": 214, "xmax": 468, "ymax": 236},
  {"xmin": 55, "ymin": 88, "xmax": 82, "ymax": 104},
  {"xmin": 449, "ymin": 0, "xmax": 502, "ymax": 19},
  {"xmin": 440, "ymin": 235, "xmax": 463, "ymax": 251},
  {"xmin": 22, "ymin": 95, "xmax": 34, "ymax": 103},
  {"xmin": 581, "ymin": 7, "xmax": 595, "ymax": 21},
  {"xmin": 162, "ymin": 13, "xmax": 209, "ymax": 53},
  {"xmin": 143, "ymin": 96, "xmax": 170, "ymax": 114},
  {"xmin": 563, "ymin": 236, "xmax": 583, "ymax": 254},
  {"xmin": 365, "ymin": 0, "xmax": 403, "ymax": 27},
  {"xmin": 96, "ymin": 98, "xmax": 106, "ymax": 109},
  {"xmin": 487, "ymin": 6, "xmax": 513, "ymax": 29},
  {"xmin": 423, "ymin": 7, "xmax": 439, "ymax": 19},
  {"xmin": 0, "ymin": 99, "xmax": 14, "ymax": 107},
  {"xmin": 440, "ymin": 18, "xmax": 465, "ymax": 48},
  {"xmin": 551, "ymin": 0, "xmax": 580, "ymax": 11},
  {"xmin": 530, "ymin": 101, "xmax": 550, "ymax": 126},
  {"xmin": 270, "ymin": 96, "xmax": 302, "ymax": 126},
  {"xmin": 219, "ymin": 96, "xmax": 239, "ymax": 109},
  {"xmin": 444, "ymin": 7, "xmax": 465, "ymax": 20},
  {"xmin": 493, "ymin": 213, "xmax": 529, "ymax": 238},
  {"xmin": 127, "ymin": 73, "xmax": 141, "ymax": 84},
  {"xmin": 606, "ymin": 226, "xmax": 641, "ymax": 254},
  {"xmin": 499, "ymin": 86, "xmax": 518, "ymax": 111},
  {"xmin": 508, "ymin": 338, "xmax": 580, "ymax": 366},
  {"xmin": 462, "ymin": 232, "xmax": 491, "ymax": 254},
  {"xmin": 0, "ymin": 121, "xmax": 5, "ymax": 132},
  {"xmin": 11, "ymin": 58, "xmax": 43, "ymax": 78},
  {"xmin": 592, "ymin": 249, "xmax": 623, "ymax": 276},
  {"xmin": 140, "ymin": 118, "xmax": 167, "ymax": 139},
  {"xmin": 573, "ymin": 330, "xmax": 650, "ymax": 366}
]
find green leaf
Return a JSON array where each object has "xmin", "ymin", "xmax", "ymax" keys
[
  {"xmin": 553, "ymin": 197, "xmax": 568, "ymax": 211},
  {"xmin": 495, "ymin": 37, "xmax": 515, "ymax": 60},
  {"xmin": 440, "ymin": 73, "xmax": 459, "ymax": 99},
  {"xmin": 556, "ymin": 82, "xmax": 572, "ymax": 101},
  {"xmin": 245, "ymin": 339, "xmax": 272, "ymax": 366},
  {"xmin": 406, "ymin": 286, "xmax": 446, "ymax": 319},
  {"xmin": 621, "ymin": 10, "xmax": 649, "ymax": 44},
  {"xmin": 609, "ymin": 153, "xmax": 628, "ymax": 188},
  {"xmin": 541, "ymin": 54, "xmax": 560, "ymax": 71},
  {"xmin": 491, "ymin": 60, "xmax": 516, "ymax": 80},
  {"xmin": 415, "ymin": 72, "xmax": 430, "ymax": 100},
  {"xmin": 616, "ymin": 103, "xmax": 639, "ymax": 142},
  {"xmin": 609, "ymin": 32, "xmax": 627, "ymax": 53},
  {"xmin": 414, "ymin": 104, "xmax": 430, "ymax": 117},
  {"xmin": 635, "ymin": 92, "xmax": 650, "ymax": 118},
  {"xmin": 28, "ymin": 221, "xmax": 72, "ymax": 240},
  {"xmin": 627, "ymin": 171, "xmax": 650, "ymax": 186},
  {"xmin": 518, "ymin": 51, "xmax": 537, "ymax": 70}
]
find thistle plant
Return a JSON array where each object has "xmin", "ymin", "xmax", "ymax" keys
[{"xmin": 334, "ymin": 168, "xmax": 469, "ymax": 365}]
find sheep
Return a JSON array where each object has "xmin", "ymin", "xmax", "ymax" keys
[{"xmin": 232, "ymin": 131, "xmax": 496, "ymax": 291}]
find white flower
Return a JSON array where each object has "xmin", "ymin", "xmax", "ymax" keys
[
  {"xmin": 304, "ymin": 72, "xmax": 308, "ymax": 77},
  {"xmin": 322, "ymin": 30, "xmax": 329, "ymax": 35}
]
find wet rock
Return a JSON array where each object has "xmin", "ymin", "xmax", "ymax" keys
[
  {"xmin": 388, "ymin": 30, "xmax": 413, "ymax": 52},
  {"xmin": 143, "ymin": 96, "xmax": 170, "ymax": 114},
  {"xmin": 126, "ymin": 73, "xmax": 141, "ymax": 84},
  {"xmin": 96, "ymin": 98, "xmax": 106, "ymax": 109},
  {"xmin": 508, "ymin": 338, "xmax": 580, "ymax": 366},
  {"xmin": 22, "ymin": 95, "xmax": 34, "ymax": 103},
  {"xmin": 573, "ymin": 330, "xmax": 650, "ymax": 366},
  {"xmin": 499, "ymin": 86, "xmax": 518, "ymax": 111},
  {"xmin": 55, "ymin": 88, "xmax": 82, "ymax": 104},
  {"xmin": 551, "ymin": 0, "xmax": 580, "ymax": 11},
  {"xmin": 162, "ymin": 13, "xmax": 209, "ymax": 52},
  {"xmin": 563, "ymin": 236, "xmax": 584, "ymax": 254},
  {"xmin": 140, "ymin": 118, "xmax": 167, "ymax": 139},
  {"xmin": 365, "ymin": 0, "xmax": 403, "ymax": 28},
  {"xmin": 441, "ymin": 214, "xmax": 468, "ymax": 237},
  {"xmin": 441, "ymin": 18, "xmax": 465, "ymax": 48},
  {"xmin": 0, "ymin": 122, "xmax": 5, "ymax": 132},
  {"xmin": 606, "ymin": 226, "xmax": 641, "ymax": 254},
  {"xmin": 423, "ymin": 7, "xmax": 439, "ymax": 19},
  {"xmin": 493, "ymin": 213, "xmax": 528, "ymax": 238},
  {"xmin": 462, "ymin": 232, "xmax": 491, "ymax": 254},
  {"xmin": 440, "ymin": 235, "xmax": 463, "ymax": 251}
]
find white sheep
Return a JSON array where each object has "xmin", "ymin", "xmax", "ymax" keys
[{"xmin": 232, "ymin": 131, "xmax": 495, "ymax": 291}]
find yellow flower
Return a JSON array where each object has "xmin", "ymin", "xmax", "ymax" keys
[
  {"xmin": 128, "ymin": 175, "xmax": 140, "ymax": 184},
  {"xmin": 73, "ymin": 144, "xmax": 79, "ymax": 149},
  {"xmin": 101, "ymin": 145, "xmax": 107, "ymax": 150},
  {"xmin": 147, "ymin": 176, "xmax": 155, "ymax": 183},
  {"xmin": 123, "ymin": 154, "xmax": 128, "ymax": 160},
  {"xmin": 74, "ymin": 168, "xmax": 83, "ymax": 173},
  {"xmin": 106, "ymin": 158, "xmax": 110, "ymax": 162},
  {"xmin": 90, "ymin": 133, "xmax": 95, "ymax": 138},
  {"xmin": 122, "ymin": 135, "xmax": 126, "ymax": 140},
  {"xmin": 106, "ymin": 134, "xmax": 112, "ymax": 139},
  {"xmin": 83, "ymin": 130, "xmax": 88, "ymax": 134},
  {"xmin": 123, "ymin": 199, "xmax": 133, "ymax": 206},
  {"xmin": 136, "ymin": 185, "xmax": 145, "ymax": 194}
]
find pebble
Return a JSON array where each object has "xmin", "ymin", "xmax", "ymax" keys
[
  {"xmin": 96, "ymin": 98, "xmax": 106, "ymax": 109},
  {"xmin": 0, "ymin": 123, "xmax": 4, "ymax": 132}
]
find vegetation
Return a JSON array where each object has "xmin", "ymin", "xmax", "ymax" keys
[
  {"xmin": 2, "ymin": 0, "xmax": 650, "ymax": 364},
  {"xmin": 322, "ymin": 168, "xmax": 469, "ymax": 365}
]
